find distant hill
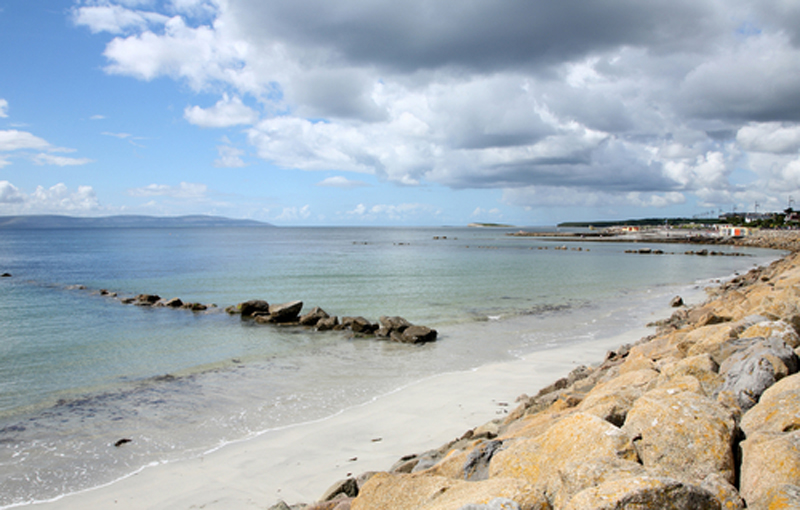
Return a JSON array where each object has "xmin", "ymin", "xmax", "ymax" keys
[{"xmin": 0, "ymin": 214, "xmax": 273, "ymax": 229}]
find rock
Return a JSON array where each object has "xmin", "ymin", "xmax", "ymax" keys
[
  {"xmin": 740, "ymin": 431, "xmax": 800, "ymax": 504},
  {"xmin": 1, "ymin": 272, "xmax": 11, "ymax": 277},
  {"xmin": 135, "ymin": 294, "xmax": 161, "ymax": 306},
  {"xmin": 657, "ymin": 354, "xmax": 722, "ymax": 397},
  {"xmin": 621, "ymin": 389, "xmax": 737, "ymax": 485},
  {"xmin": 392, "ymin": 325, "xmax": 438, "ymax": 344},
  {"xmin": 164, "ymin": 297, "xmax": 184, "ymax": 308},
  {"xmin": 350, "ymin": 472, "xmax": 546, "ymax": 510},
  {"xmin": 490, "ymin": 412, "xmax": 638, "ymax": 495},
  {"xmin": 120, "ymin": 297, "xmax": 136, "ymax": 304},
  {"xmin": 342, "ymin": 317, "xmax": 377, "ymax": 334},
  {"xmin": 238, "ymin": 299, "xmax": 270, "ymax": 317},
  {"xmin": 463, "ymin": 440, "xmax": 503, "ymax": 481},
  {"xmin": 376, "ymin": 316, "xmax": 412, "ymax": 337},
  {"xmin": 700, "ymin": 473, "xmax": 745, "ymax": 510},
  {"xmin": 717, "ymin": 337, "xmax": 799, "ymax": 412},
  {"xmin": 320, "ymin": 477, "xmax": 359, "ymax": 501},
  {"xmin": 749, "ymin": 484, "xmax": 800, "ymax": 510},
  {"xmin": 564, "ymin": 476, "xmax": 721, "ymax": 510},
  {"xmin": 741, "ymin": 319, "xmax": 800, "ymax": 348},
  {"xmin": 271, "ymin": 300, "xmax": 304, "ymax": 322},
  {"xmin": 548, "ymin": 458, "xmax": 647, "ymax": 508},
  {"xmin": 300, "ymin": 307, "xmax": 330, "ymax": 326},
  {"xmin": 740, "ymin": 372, "xmax": 800, "ymax": 436},
  {"xmin": 671, "ymin": 296, "xmax": 684, "ymax": 307},
  {"xmin": 457, "ymin": 498, "xmax": 521, "ymax": 510},
  {"xmin": 316, "ymin": 316, "xmax": 340, "ymax": 331},
  {"xmin": 578, "ymin": 369, "xmax": 659, "ymax": 426}
]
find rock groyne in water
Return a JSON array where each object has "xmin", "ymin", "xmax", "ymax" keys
[{"xmin": 281, "ymin": 232, "xmax": 800, "ymax": 509}]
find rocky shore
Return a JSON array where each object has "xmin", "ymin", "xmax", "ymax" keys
[{"xmin": 279, "ymin": 231, "xmax": 800, "ymax": 510}]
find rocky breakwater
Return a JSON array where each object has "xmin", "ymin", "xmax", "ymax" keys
[
  {"xmin": 226, "ymin": 299, "xmax": 438, "ymax": 344},
  {"xmin": 281, "ymin": 250, "xmax": 800, "ymax": 509}
]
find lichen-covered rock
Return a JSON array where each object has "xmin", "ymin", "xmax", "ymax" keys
[
  {"xmin": 490, "ymin": 413, "xmax": 637, "ymax": 496},
  {"xmin": 700, "ymin": 473, "xmax": 745, "ymax": 510},
  {"xmin": 563, "ymin": 476, "xmax": 721, "ymax": 510},
  {"xmin": 748, "ymin": 484, "xmax": 800, "ymax": 510},
  {"xmin": 548, "ymin": 458, "xmax": 647, "ymax": 509},
  {"xmin": 577, "ymin": 369, "xmax": 659, "ymax": 426},
  {"xmin": 622, "ymin": 389, "xmax": 736, "ymax": 484},
  {"xmin": 741, "ymin": 372, "xmax": 800, "ymax": 436},
  {"xmin": 657, "ymin": 354, "xmax": 722, "ymax": 397},
  {"xmin": 350, "ymin": 472, "xmax": 547, "ymax": 510},
  {"xmin": 739, "ymin": 431, "xmax": 800, "ymax": 505},
  {"xmin": 741, "ymin": 320, "xmax": 800, "ymax": 348},
  {"xmin": 717, "ymin": 337, "xmax": 798, "ymax": 413}
]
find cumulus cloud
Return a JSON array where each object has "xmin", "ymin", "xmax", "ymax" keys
[
  {"xmin": 0, "ymin": 130, "xmax": 51, "ymax": 151},
  {"xmin": 76, "ymin": 0, "xmax": 800, "ymax": 214},
  {"xmin": 316, "ymin": 176, "xmax": 369, "ymax": 188},
  {"xmin": 0, "ymin": 99, "xmax": 8, "ymax": 118},
  {"xmin": 0, "ymin": 126, "xmax": 92, "ymax": 167},
  {"xmin": 346, "ymin": 202, "xmax": 440, "ymax": 221},
  {"xmin": 214, "ymin": 144, "xmax": 246, "ymax": 167},
  {"xmin": 128, "ymin": 181, "xmax": 208, "ymax": 199},
  {"xmin": 185, "ymin": 94, "xmax": 258, "ymax": 127},
  {"xmin": 275, "ymin": 204, "xmax": 311, "ymax": 221},
  {"xmin": 0, "ymin": 181, "xmax": 101, "ymax": 214}
]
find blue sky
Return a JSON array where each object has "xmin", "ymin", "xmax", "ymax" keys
[{"xmin": 2, "ymin": 1, "xmax": 800, "ymax": 226}]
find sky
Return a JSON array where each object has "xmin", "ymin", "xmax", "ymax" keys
[{"xmin": 1, "ymin": 1, "xmax": 800, "ymax": 226}]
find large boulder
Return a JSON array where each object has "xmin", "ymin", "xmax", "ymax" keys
[
  {"xmin": 739, "ymin": 431, "xmax": 800, "ymax": 505},
  {"xmin": 621, "ymin": 389, "xmax": 737, "ymax": 485},
  {"xmin": 257, "ymin": 300, "xmax": 303, "ymax": 323},
  {"xmin": 392, "ymin": 325, "xmax": 438, "ymax": 344},
  {"xmin": 135, "ymin": 294, "xmax": 161, "ymax": 306},
  {"xmin": 577, "ymin": 369, "xmax": 659, "ymax": 426},
  {"xmin": 237, "ymin": 299, "xmax": 270, "ymax": 317},
  {"xmin": 351, "ymin": 472, "xmax": 547, "ymax": 510},
  {"xmin": 740, "ymin": 372, "xmax": 800, "ymax": 436},
  {"xmin": 717, "ymin": 336, "xmax": 799, "ymax": 413},
  {"xmin": 490, "ymin": 412, "xmax": 638, "ymax": 498},
  {"xmin": 299, "ymin": 307, "xmax": 330, "ymax": 327},
  {"xmin": 376, "ymin": 316, "xmax": 412, "ymax": 337},
  {"xmin": 563, "ymin": 476, "xmax": 721, "ymax": 510},
  {"xmin": 342, "ymin": 317, "xmax": 377, "ymax": 334}
]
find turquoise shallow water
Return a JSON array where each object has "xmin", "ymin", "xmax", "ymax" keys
[{"xmin": 0, "ymin": 226, "xmax": 780, "ymax": 506}]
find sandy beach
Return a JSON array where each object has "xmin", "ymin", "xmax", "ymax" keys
[{"xmin": 29, "ymin": 316, "xmax": 666, "ymax": 509}]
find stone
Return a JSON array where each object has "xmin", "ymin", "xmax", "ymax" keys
[
  {"xmin": 268, "ymin": 300, "xmax": 304, "ymax": 323},
  {"xmin": 563, "ymin": 476, "xmax": 721, "ymax": 510},
  {"xmin": 238, "ymin": 299, "xmax": 270, "ymax": 317},
  {"xmin": 578, "ymin": 369, "xmax": 659, "ymax": 426},
  {"xmin": 351, "ymin": 472, "xmax": 547, "ymax": 510},
  {"xmin": 1, "ymin": 272, "xmax": 11, "ymax": 277},
  {"xmin": 548, "ymin": 458, "xmax": 647, "ymax": 509},
  {"xmin": 740, "ymin": 431, "xmax": 800, "ymax": 504},
  {"xmin": 300, "ymin": 306, "xmax": 330, "ymax": 326},
  {"xmin": 164, "ymin": 297, "xmax": 183, "ymax": 308},
  {"xmin": 717, "ymin": 337, "xmax": 799, "ymax": 412},
  {"xmin": 750, "ymin": 484, "xmax": 800, "ymax": 510},
  {"xmin": 622, "ymin": 389, "xmax": 736, "ymax": 485},
  {"xmin": 671, "ymin": 296, "xmax": 684, "ymax": 307},
  {"xmin": 657, "ymin": 354, "xmax": 722, "ymax": 397},
  {"xmin": 320, "ymin": 477, "xmax": 359, "ymax": 501},
  {"xmin": 490, "ymin": 412, "xmax": 638, "ymax": 494},
  {"xmin": 376, "ymin": 316, "xmax": 412, "ymax": 337},
  {"xmin": 392, "ymin": 325, "xmax": 438, "ymax": 344},
  {"xmin": 316, "ymin": 316, "xmax": 340, "ymax": 331},
  {"xmin": 135, "ymin": 294, "xmax": 161, "ymax": 306},
  {"xmin": 457, "ymin": 498, "xmax": 521, "ymax": 510},
  {"xmin": 342, "ymin": 317, "xmax": 377, "ymax": 334},
  {"xmin": 740, "ymin": 372, "xmax": 800, "ymax": 436},
  {"xmin": 463, "ymin": 440, "xmax": 503, "ymax": 481},
  {"xmin": 700, "ymin": 473, "xmax": 745, "ymax": 510},
  {"xmin": 741, "ymin": 319, "xmax": 800, "ymax": 348}
]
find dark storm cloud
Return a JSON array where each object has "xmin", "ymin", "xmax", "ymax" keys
[{"xmin": 231, "ymin": 0, "xmax": 724, "ymax": 72}]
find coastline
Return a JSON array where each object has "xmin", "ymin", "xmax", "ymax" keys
[{"xmin": 21, "ymin": 231, "xmax": 796, "ymax": 510}]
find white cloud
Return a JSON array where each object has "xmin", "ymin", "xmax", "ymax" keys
[
  {"xmin": 185, "ymin": 94, "xmax": 258, "ymax": 127},
  {"xmin": 0, "ymin": 181, "xmax": 101, "ymax": 214},
  {"xmin": 346, "ymin": 202, "xmax": 440, "ymax": 221},
  {"xmin": 33, "ymin": 153, "xmax": 94, "ymax": 166},
  {"xmin": 77, "ymin": 0, "xmax": 800, "ymax": 215},
  {"xmin": 316, "ymin": 176, "xmax": 368, "ymax": 188},
  {"xmin": 471, "ymin": 207, "xmax": 502, "ymax": 218},
  {"xmin": 737, "ymin": 122, "xmax": 800, "ymax": 154},
  {"xmin": 214, "ymin": 144, "xmax": 246, "ymax": 167},
  {"xmin": 0, "ymin": 130, "xmax": 51, "ymax": 151},
  {"xmin": 72, "ymin": 3, "xmax": 169, "ymax": 34},
  {"xmin": 90, "ymin": 114, "xmax": 106, "ymax": 120},
  {"xmin": 275, "ymin": 205, "xmax": 311, "ymax": 221},
  {"xmin": 0, "ymin": 99, "xmax": 8, "ymax": 118},
  {"xmin": 128, "ymin": 181, "xmax": 208, "ymax": 199}
]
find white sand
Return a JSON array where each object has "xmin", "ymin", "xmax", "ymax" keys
[{"xmin": 28, "ymin": 315, "xmax": 660, "ymax": 510}]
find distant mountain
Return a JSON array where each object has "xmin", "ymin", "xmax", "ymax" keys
[{"xmin": 0, "ymin": 214, "xmax": 274, "ymax": 229}]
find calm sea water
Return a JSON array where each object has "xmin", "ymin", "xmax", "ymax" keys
[{"xmin": 0, "ymin": 226, "xmax": 780, "ymax": 507}]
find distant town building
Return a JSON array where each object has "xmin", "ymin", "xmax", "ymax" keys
[{"xmin": 718, "ymin": 226, "xmax": 752, "ymax": 237}]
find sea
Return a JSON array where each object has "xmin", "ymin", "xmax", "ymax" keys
[{"xmin": 0, "ymin": 226, "xmax": 781, "ymax": 507}]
